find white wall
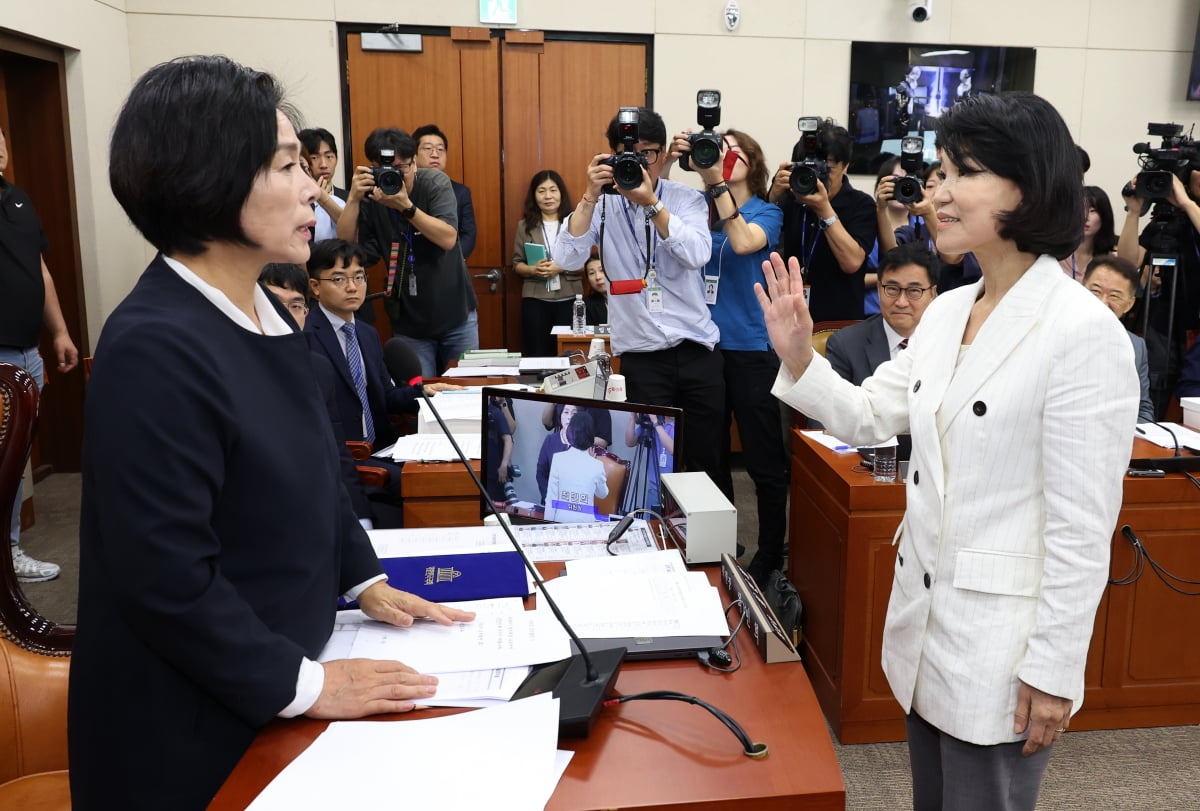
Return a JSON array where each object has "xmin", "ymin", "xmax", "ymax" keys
[{"xmin": 5, "ymin": 0, "xmax": 1199, "ymax": 341}]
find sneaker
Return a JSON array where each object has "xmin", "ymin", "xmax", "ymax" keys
[{"xmin": 11, "ymin": 546, "xmax": 60, "ymax": 583}]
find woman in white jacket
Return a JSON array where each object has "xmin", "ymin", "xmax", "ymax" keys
[{"xmin": 756, "ymin": 92, "xmax": 1138, "ymax": 810}]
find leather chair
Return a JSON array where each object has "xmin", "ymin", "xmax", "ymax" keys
[
  {"xmin": 812, "ymin": 319, "xmax": 860, "ymax": 358},
  {"xmin": 593, "ymin": 450, "xmax": 631, "ymax": 518},
  {"xmin": 0, "ymin": 362, "xmax": 73, "ymax": 809}
]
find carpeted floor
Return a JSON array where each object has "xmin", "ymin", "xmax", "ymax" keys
[{"xmin": 18, "ymin": 471, "xmax": 1200, "ymax": 809}]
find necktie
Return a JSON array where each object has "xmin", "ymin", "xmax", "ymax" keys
[
  {"xmin": 898, "ymin": 338, "xmax": 909, "ymax": 352},
  {"xmin": 341, "ymin": 322, "xmax": 375, "ymax": 445}
]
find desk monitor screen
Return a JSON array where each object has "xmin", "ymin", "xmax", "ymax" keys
[{"xmin": 480, "ymin": 386, "xmax": 684, "ymax": 524}]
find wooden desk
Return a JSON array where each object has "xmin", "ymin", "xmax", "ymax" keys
[
  {"xmin": 211, "ymin": 565, "xmax": 845, "ymax": 810},
  {"xmin": 790, "ymin": 430, "xmax": 1200, "ymax": 744}
]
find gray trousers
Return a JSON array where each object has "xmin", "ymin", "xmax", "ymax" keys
[{"xmin": 906, "ymin": 712, "xmax": 1053, "ymax": 811}]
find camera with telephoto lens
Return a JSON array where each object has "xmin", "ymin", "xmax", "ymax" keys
[
  {"xmin": 371, "ymin": 147, "xmax": 405, "ymax": 196},
  {"xmin": 601, "ymin": 107, "xmax": 650, "ymax": 194},
  {"xmin": 679, "ymin": 90, "xmax": 723, "ymax": 172},
  {"xmin": 1122, "ymin": 122, "xmax": 1200, "ymax": 201},
  {"xmin": 789, "ymin": 116, "xmax": 830, "ymax": 196},
  {"xmin": 892, "ymin": 136, "xmax": 926, "ymax": 205}
]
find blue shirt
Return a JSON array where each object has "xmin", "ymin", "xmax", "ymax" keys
[
  {"xmin": 706, "ymin": 195, "xmax": 783, "ymax": 351},
  {"xmin": 555, "ymin": 179, "xmax": 718, "ymax": 355}
]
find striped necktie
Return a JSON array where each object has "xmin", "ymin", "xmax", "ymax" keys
[
  {"xmin": 898, "ymin": 338, "xmax": 909, "ymax": 351},
  {"xmin": 341, "ymin": 322, "xmax": 376, "ymax": 445}
]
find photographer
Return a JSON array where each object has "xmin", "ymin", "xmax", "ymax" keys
[
  {"xmin": 337, "ymin": 127, "xmax": 476, "ymax": 377},
  {"xmin": 555, "ymin": 106, "xmax": 725, "ymax": 488},
  {"xmin": 769, "ymin": 119, "xmax": 878, "ymax": 322},
  {"xmin": 1119, "ymin": 169, "xmax": 1200, "ymax": 415}
]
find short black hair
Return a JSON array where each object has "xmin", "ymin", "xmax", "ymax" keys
[
  {"xmin": 935, "ymin": 92, "xmax": 1083, "ymax": 260},
  {"xmin": 364, "ymin": 127, "xmax": 416, "ymax": 164},
  {"xmin": 298, "ymin": 127, "xmax": 337, "ymax": 156},
  {"xmin": 606, "ymin": 108, "xmax": 667, "ymax": 151},
  {"xmin": 259, "ymin": 262, "xmax": 309, "ymax": 293},
  {"xmin": 791, "ymin": 118, "xmax": 852, "ymax": 166},
  {"xmin": 307, "ymin": 239, "xmax": 367, "ymax": 278},
  {"xmin": 109, "ymin": 55, "xmax": 298, "ymax": 255},
  {"xmin": 567, "ymin": 411, "xmax": 595, "ymax": 451},
  {"xmin": 1083, "ymin": 255, "xmax": 1140, "ymax": 294},
  {"xmin": 880, "ymin": 243, "xmax": 938, "ymax": 287},
  {"xmin": 412, "ymin": 124, "xmax": 449, "ymax": 149}
]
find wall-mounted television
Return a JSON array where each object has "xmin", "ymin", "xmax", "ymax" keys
[
  {"xmin": 846, "ymin": 40, "xmax": 1037, "ymax": 175},
  {"xmin": 480, "ymin": 387, "xmax": 684, "ymax": 525}
]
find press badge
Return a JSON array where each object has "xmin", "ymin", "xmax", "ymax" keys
[
  {"xmin": 408, "ymin": 272, "xmax": 418, "ymax": 297},
  {"xmin": 704, "ymin": 274, "xmax": 720, "ymax": 305},
  {"xmin": 547, "ymin": 273, "xmax": 561, "ymax": 293},
  {"xmin": 646, "ymin": 271, "xmax": 663, "ymax": 313}
]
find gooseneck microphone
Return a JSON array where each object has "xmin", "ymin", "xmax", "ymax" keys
[{"xmin": 382, "ymin": 338, "xmax": 625, "ymax": 737}]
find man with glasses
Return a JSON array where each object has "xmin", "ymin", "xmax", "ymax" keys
[
  {"xmin": 1083, "ymin": 256, "xmax": 1155, "ymax": 423},
  {"xmin": 338, "ymin": 128, "xmax": 477, "ymax": 377},
  {"xmin": 0, "ymin": 123, "xmax": 77, "ymax": 582},
  {"xmin": 826, "ymin": 243, "xmax": 937, "ymax": 385},
  {"xmin": 411, "ymin": 124, "xmax": 478, "ymax": 262},
  {"xmin": 556, "ymin": 106, "xmax": 726, "ymax": 494}
]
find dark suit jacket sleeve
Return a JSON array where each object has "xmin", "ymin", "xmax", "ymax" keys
[
  {"xmin": 312, "ymin": 351, "xmax": 376, "ymax": 522},
  {"xmin": 456, "ymin": 183, "xmax": 477, "ymax": 261},
  {"xmin": 824, "ymin": 329, "xmax": 856, "ymax": 384}
]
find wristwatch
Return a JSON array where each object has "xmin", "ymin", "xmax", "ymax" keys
[
  {"xmin": 707, "ymin": 184, "xmax": 730, "ymax": 199},
  {"xmin": 401, "ymin": 203, "xmax": 417, "ymax": 220},
  {"xmin": 644, "ymin": 200, "xmax": 666, "ymax": 219},
  {"xmin": 818, "ymin": 214, "xmax": 839, "ymax": 230}
]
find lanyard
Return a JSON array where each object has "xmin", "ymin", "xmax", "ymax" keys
[
  {"xmin": 539, "ymin": 220, "xmax": 560, "ymax": 260},
  {"xmin": 385, "ymin": 209, "xmax": 415, "ymax": 296},
  {"xmin": 798, "ymin": 209, "xmax": 821, "ymax": 271},
  {"xmin": 621, "ymin": 198, "xmax": 656, "ymax": 277}
]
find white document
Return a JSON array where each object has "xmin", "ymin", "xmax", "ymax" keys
[
  {"xmin": 247, "ymin": 694, "xmax": 564, "ymax": 811},
  {"xmin": 519, "ymin": 356, "xmax": 571, "ymax": 372},
  {"xmin": 442, "ymin": 364, "xmax": 521, "ymax": 377},
  {"xmin": 564, "ymin": 548, "xmax": 688, "ymax": 578},
  {"xmin": 540, "ymin": 571, "xmax": 729, "ymax": 638},
  {"xmin": 390, "ymin": 433, "xmax": 482, "ymax": 461},
  {"xmin": 422, "ymin": 665, "xmax": 531, "ymax": 707},
  {"xmin": 349, "ymin": 610, "xmax": 570, "ymax": 673},
  {"xmin": 800, "ymin": 429, "xmax": 860, "ymax": 453},
  {"xmin": 419, "ymin": 388, "xmax": 484, "ymax": 423},
  {"xmin": 1136, "ymin": 421, "xmax": 1200, "ymax": 451},
  {"xmin": 551, "ymin": 324, "xmax": 594, "ymax": 335},
  {"xmin": 368, "ymin": 526, "xmax": 507, "ymax": 557}
]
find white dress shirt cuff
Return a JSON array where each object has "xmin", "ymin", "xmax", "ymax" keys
[
  {"xmin": 345, "ymin": 573, "xmax": 388, "ymax": 602},
  {"xmin": 359, "ymin": 517, "xmax": 375, "ymax": 531},
  {"xmin": 279, "ymin": 657, "xmax": 325, "ymax": 718}
]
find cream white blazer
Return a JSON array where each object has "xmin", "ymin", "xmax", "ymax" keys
[{"xmin": 775, "ymin": 256, "xmax": 1139, "ymax": 744}]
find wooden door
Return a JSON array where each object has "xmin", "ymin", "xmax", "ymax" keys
[
  {"xmin": 345, "ymin": 29, "xmax": 505, "ymax": 348},
  {"xmin": 343, "ymin": 28, "xmax": 648, "ymax": 352},
  {"xmin": 500, "ymin": 36, "xmax": 648, "ymax": 351}
]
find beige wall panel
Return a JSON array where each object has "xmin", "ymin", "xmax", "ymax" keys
[
  {"xmin": 948, "ymin": 0, "xmax": 1089, "ymax": 48},
  {"xmin": 126, "ymin": 0, "xmax": 332, "ymax": 19},
  {"xmin": 806, "ymin": 0, "xmax": 952, "ymax": 44},
  {"xmin": 652, "ymin": 0, "xmax": 806, "ymax": 38},
  {"xmin": 1087, "ymin": 0, "xmax": 1197, "ymax": 52}
]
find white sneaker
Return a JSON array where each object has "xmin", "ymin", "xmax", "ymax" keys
[{"xmin": 11, "ymin": 546, "xmax": 60, "ymax": 583}]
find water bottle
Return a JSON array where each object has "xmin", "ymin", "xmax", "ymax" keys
[{"xmin": 572, "ymin": 293, "xmax": 587, "ymax": 335}]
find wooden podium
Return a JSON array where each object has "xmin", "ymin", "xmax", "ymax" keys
[{"xmin": 790, "ymin": 430, "xmax": 1200, "ymax": 744}]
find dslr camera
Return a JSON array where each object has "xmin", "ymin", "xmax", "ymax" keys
[
  {"xmin": 1124, "ymin": 122, "xmax": 1200, "ymax": 201},
  {"xmin": 892, "ymin": 136, "xmax": 926, "ymax": 205},
  {"xmin": 789, "ymin": 117, "xmax": 830, "ymax": 196},
  {"xmin": 679, "ymin": 90, "xmax": 723, "ymax": 172},
  {"xmin": 601, "ymin": 107, "xmax": 649, "ymax": 194},
  {"xmin": 371, "ymin": 147, "xmax": 405, "ymax": 196}
]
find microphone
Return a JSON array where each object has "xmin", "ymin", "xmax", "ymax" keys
[{"xmin": 383, "ymin": 338, "xmax": 625, "ymax": 737}]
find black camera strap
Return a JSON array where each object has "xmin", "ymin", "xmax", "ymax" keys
[{"xmin": 797, "ymin": 209, "xmax": 821, "ymax": 273}]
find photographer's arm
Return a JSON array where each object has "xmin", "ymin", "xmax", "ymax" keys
[
  {"xmin": 802, "ymin": 182, "xmax": 866, "ymax": 274},
  {"xmin": 568, "ymin": 155, "xmax": 611, "ymax": 238},
  {"xmin": 337, "ymin": 165, "xmax": 375, "ymax": 241},
  {"xmin": 768, "ymin": 162, "xmax": 792, "ymax": 205},
  {"xmin": 1117, "ymin": 178, "xmax": 1145, "ymax": 266},
  {"xmin": 875, "ymin": 176, "xmax": 900, "ymax": 254}
]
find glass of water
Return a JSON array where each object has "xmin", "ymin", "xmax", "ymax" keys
[{"xmin": 873, "ymin": 445, "xmax": 898, "ymax": 483}]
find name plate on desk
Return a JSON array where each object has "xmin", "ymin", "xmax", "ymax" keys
[{"xmin": 720, "ymin": 554, "xmax": 801, "ymax": 664}]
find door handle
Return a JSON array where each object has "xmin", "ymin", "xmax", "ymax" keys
[{"xmin": 473, "ymin": 268, "xmax": 502, "ymax": 293}]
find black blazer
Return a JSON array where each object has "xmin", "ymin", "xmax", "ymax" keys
[
  {"xmin": 452, "ymin": 180, "xmax": 477, "ymax": 262},
  {"xmin": 824, "ymin": 314, "xmax": 893, "ymax": 386},
  {"xmin": 304, "ymin": 309, "xmax": 417, "ymax": 447}
]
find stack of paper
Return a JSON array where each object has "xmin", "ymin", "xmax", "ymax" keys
[
  {"xmin": 1137, "ymin": 421, "xmax": 1200, "ymax": 452},
  {"xmin": 540, "ymin": 549, "xmax": 730, "ymax": 639},
  {"xmin": 387, "ymin": 432, "xmax": 481, "ymax": 461},
  {"xmin": 246, "ymin": 694, "xmax": 570, "ymax": 810},
  {"xmin": 416, "ymin": 388, "xmax": 483, "ymax": 435}
]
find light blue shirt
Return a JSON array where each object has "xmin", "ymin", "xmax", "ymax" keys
[{"xmin": 555, "ymin": 179, "xmax": 718, "ymax": 355}]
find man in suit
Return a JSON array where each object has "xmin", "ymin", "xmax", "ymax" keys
[
  {"xmin": 826, "ymin": 242, "xmax": 938, "ymax": 384},
  {"xmin": 304, "ymin": 239, "xmax": 461, "ymax": 452},
  {"xmin": 1082, "ymin": 256, "xmax": 1156, "ymax": 423}
]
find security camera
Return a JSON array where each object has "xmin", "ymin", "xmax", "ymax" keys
[{"xmin": 908, "ymin": 1, "xmax": 932, "ymax": 22}]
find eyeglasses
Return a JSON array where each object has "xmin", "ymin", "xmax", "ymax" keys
[
  {"xmin": 285, "ymin": 301, "xmax": 309, "ymax": 316},
  {"xmin": 317, "ymin": 272, "xmax": 367, "ymax": 288},
  {"xmin": 637, "ymin": 148, "xmax": 662, "ymax": 164},
  {"xmin": 1087, "ymin": 286, "xmax": 1131, "ymax": 304},
  {"xmin": 881, "ymin": 284, "xmax": 934, "ymax": 301},
  {"xmin": 419, "ymin": 144, "xmax": 446, "ymax": 155}
]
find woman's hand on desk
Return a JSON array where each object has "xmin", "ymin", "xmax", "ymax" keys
[
  {"xmin": 307, "ymin": 658, "xmax": 437, "ymax": 718},
  {"xmin": 358, "ymin": 582, "xmax": 477, "ymax": 628}
]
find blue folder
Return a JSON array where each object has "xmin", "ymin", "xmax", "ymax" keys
[{"xmin": 377, "ymin": 551, "xmax": 530, "ymax": 603}]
